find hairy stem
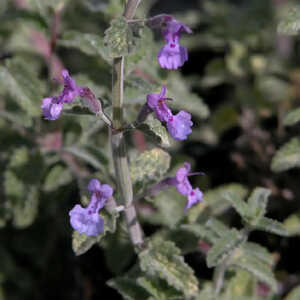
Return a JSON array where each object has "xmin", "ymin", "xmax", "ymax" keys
[
  {"xmin": 213, "ymin": 263, "xmax": 227, "ymax": 295},
  {"xmin": 110, "ymin": 0, "xmax": 144, "ymax": 249}
]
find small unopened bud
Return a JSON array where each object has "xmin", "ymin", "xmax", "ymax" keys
[{"xmin": 79, "ymin": 87, "xmax": 102, "ymax": 114}]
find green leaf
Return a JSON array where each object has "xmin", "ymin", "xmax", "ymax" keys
[
  {"xmin": 232, "ymin": 253, "xmax": 277, "ymax": 291},
  {"xmin": 43, "ymin": 165, "xmax": 72, "ymax": 192},
  {"xmin": 139, "ymin": 238, "xmax": 199, "ymax": 298},
  {"xmin": 104, "ymin": 17, "xmax": 144, "ymax": 58},
  {"xmin": 137, "ymin": 117, "xmax": 170, "ymax": 147},
  {"xmin": 284, "ymin": 286, "xmax": 300, "ymax": 300},
  {"xmin": 283, "ymin": 213, "xmax": 300, "ymax": 236},
  {"xmin": 27, "ymin": 0, "xmax": 70, "ymax": 15},
  {"xmin": 223, "ymin": 191, "xmax": 249, "ymax": 220},
  {"xmin": 107, "ymin": 277, "xmax": 150, "ymax": 300},
  {"xmin": 257, "ymin": 76, "xmax": 289, "ymax": 103},
  {"xmin": 4, "ymin": 147, "xmax": 43, "ymax": 228},
  {"xmin": 181, "ymin": 223, "xmax": 218, "ymax": 244},
  {"xmin": 271, "ymin": 138, "xmax": 300, "ymax": 172},
  {"xmin": 130, "ymin": 148, "xmax": 171, "ymax": 184},
  {"xmin": 278, "ymin": 5, "xmax": 300, "ymax": 35},
  {"xmin": 195, "ymin": 283, "xmax": 215, "ymax": 300},
  {"xmin": 63, "ymin": 146, "xmax": 106, "ymax": 172},
  {"xmin": 205, "ymin": 218, "xmax": 230, "ymax": 237},
  {"xmin": 168, "ymin": 74, "xmax": 209, "ymax": 120},
  {"xmin": 188, "ymin": 183, "xmax": 248, "ymax": 223},
  {"xmin": 144, "ymin": 189, "xmax": 186, "ymax": 228},
  {"xmin": 0, "ymin": 58, "xmax": 45, "ymax": 117},
  {"xmin": 284, "ymin": 107, "xmax": 300, "ymax": 126},
  {"xmin": 59, "ymin": 31, "xmax": 110, "ymax": 61},
  {"xmin": 253, "ymin": 217, "xmax": 289, "ymax": 237},
  {"xmin": 207, "ymin": 229, "xmax": 245, "ymax": 268},
  {"xmin": 228, "ymin": 270, "xmax": 256, "ymax": 299},
  {"xmin": 72, "ymin": 231, "xmax": 102, "ymax": 256},
  {"xmin": 12, "ymin": 186, "xmax": 39, "ymax": 228},
  {"xmin": 103, "ymin": 221, "xmax": 134, "ymax": 274},
  {"xmin": 242, "ymin": 242, "xmax": 274, "ymax": 266},
  {"xmin": 137, "ymin": 277, "xmax": 182, "ymax": 300},
  {"xmin": 0, "ymin": 110, "xmax": 32, "ymax": 128},
  {"xmin": 247, "ymin": 187, "xmax": 271, "ymax": 221}
]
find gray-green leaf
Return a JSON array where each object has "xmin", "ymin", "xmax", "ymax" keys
[
  {"xmin": 139, "ymin": 238, "xmax": 199, "ymax": 298},
  {"xmin": 104, "ymin": 17, "xmax": 144, "ymax": 58},
  {"xmin": 271, "ymin": 138, "xmax": 300, "ymax": 172},
  {"xmin": 130, "ymin": 148, "xmax": 171, "ymax": 184},
  {"xmin": 278, "ymin": 5, "xmax": 300, "ymax": 35},
  {"xmin": 207, "ymin": 228, "xmax": 245, "ymax": 268}
]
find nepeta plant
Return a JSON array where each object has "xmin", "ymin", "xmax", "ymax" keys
[{"xmin": 1, "ymin": 0, "xmax": 296, "ymax": 299}]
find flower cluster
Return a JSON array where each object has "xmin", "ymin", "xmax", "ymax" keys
[
  {"xmin": 147, "ymin": 85, "xmax": 193, "ymax": 140},
  {"xmin": 168, "ymin": 162, "xmax": 203, "ymax": 211},
  {"xmin": 157, "ymin": 17, "xmax": 192, "ymax": 70},
  {"xmin": 41, "ymin": 69, "xmax": 82, "ymax": 120},
  {"xmin": 69, "ymin": 179, "xmax": 113, "ymax": 236}
]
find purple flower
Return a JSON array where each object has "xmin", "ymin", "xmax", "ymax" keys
[
  {"xmin": 69, "ymin": 179, "xmax": 113, "ymax": 236},
  {"xmin": 60, "ymin": 69, "xmax": 82, "ymax": 103},
  {"xmin": 158, "ymin": 18, "xmax": 192, "ymax": 70},
  {"xmin": 146, "ymin": 85, "xmax": 172, "ymax": 122},
  {"xmin": 167, "ymin": 111, "xmax": 193, "ymax": 140},
  {"xmin": 158, "ymin": 42, "xmax": 188, "ymax": 70},
  {"xmin": 41, "ymin": 97, "xmax": 63, "ymax": 121},
  {"xmin": 41, "ymin": 69, "xmax": 82, "ymax": 120},
  {"xmin": 168, "ymin": 162, "xmax": 203, "ymax": 211},
  {"xmin": 185, "ymin": 188, "xmax": 203, "ymax": 211}
]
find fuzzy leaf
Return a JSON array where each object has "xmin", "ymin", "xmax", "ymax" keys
[
  {"xmin": 137, "ymin": 277, "xmax": 182, "ymax": 300},
  {"xmin": 223, "ymin": 191, "xmax": 249, "ymax": 219},
  {"xmin": 12, "ymin": 186, "xmax": 39, "ymax": 228},
  {"xmin": 253, "ymin": 217, "xmax": 289, "ymax": 236},
  {"xmin": 107, "ymin": 277, "xmax": 150, "ymax": 300},
  {"xmin": 0, "ymin": 58, "xmax": 44, "ymax": 117},
  {"xmin": 103, "ymin": 221, "xmax": 134, "ymax": 274},
  {"xmin": 4, "ymin": 147, "xmax": 43, "ymax": 228},
  {"xmin": 104, "ymin": 17, "xmax": 144, "ymax": 58},
  {"xmin": 63, "ymin": 146, "xmax": 106, "ymax": 172},
  {"xmin": 207, "ymin": 229, "xmax": 245, "ymax": 268},
  {"xmin": 271, "ymin": 138, "xmax": 300, "ymax": 172},
  {"xmin": 232, "ymin": 253, "xmax": 277, "ymax": 291},
  {"xmin": 144, "ymin": 189, "xmax": 186, "ymax": 228},
  {"xmin": 139, "ymin": 238, "xmax": 199, "ymax": 298},
  {"xmin": 72, "ymin": 231, "xmax": 103, "ymax": 256},
  {"xmin": 181, "ymin": 223, "xmax": 218, "ymax": 244},
  {"xmin": 205, "ymin": 218, "xmax": 230, "ymax": 237},
  {"xmin": 284, "ymin": 286, "xmax": 300, "ymax": 300},
  {"xmin": 242, "ymin": 242, "xmax": 274, "ymax": 266},
  {"xmin": 278, "ymin": 5, "xmax": 300, "ymax": 35},
  {"xmin": 137, "ymin": 117, "xmax": 170, "ymax": 147},
  {"xmin": 283, "ymin": 213, "xmax": 300, "ymax": 236},
  {"xmin": 247, "ymin": 188, "xmax": 271, "ymax": 221},
  {"xmin": 130, "ymin": 148, "xmax": 171, "ymax": 184},
  {"xmin": 228, "ymin": 270, "xmax": 256, "ymax": 299},
  {"xmin": 59, "ymin": 31, "xmax": 109, "ymax": 61},
  {"xmin": 43, "ymin": 165, "xmax": 72, "ymax": 192},
  {"xmin": 284, "ymin": 108, "xmax": 300, "ymax": 126},
  {"xmin": 168, "ymin": 74, "xmax": 209, "ymax": 120}
]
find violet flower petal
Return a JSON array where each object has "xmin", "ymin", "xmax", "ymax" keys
[
  {"xmin": 69, "ymin": 204, "xmax": 104, "ymax": 236},
  {"xmin": 158, "ymin": 43, "xmax": 188, "ymax": 70},
  {"xmin": 167, "ymin": 110, "xmax": 193, "ymax": 140},
  {"xmin": 147, "ymin": 85, "xmax": 172, "ymax": 122}
]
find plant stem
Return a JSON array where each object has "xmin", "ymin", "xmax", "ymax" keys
[
  {"xmin": 110, "ymin": 0, "xmax": 144, "ymax": 249},
  {"xmin": 213, "ymin": 263, "xmax": 227, "ymax": 295}
]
